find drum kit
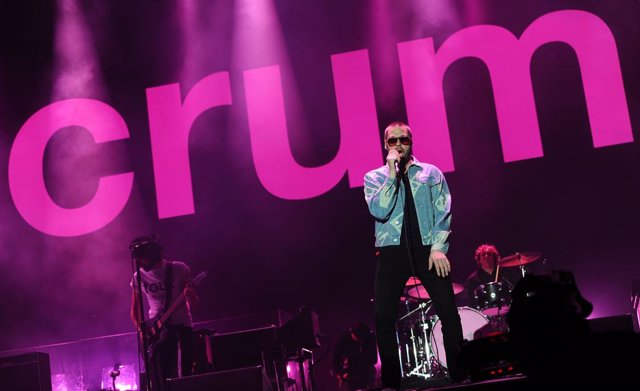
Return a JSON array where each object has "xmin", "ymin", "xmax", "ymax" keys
[{"xmin": 396, "ymin": 252, "xmax": 542, "ymax": 380}]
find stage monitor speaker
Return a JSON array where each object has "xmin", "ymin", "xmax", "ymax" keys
[
  {"xmin": 166, "ymin": 365, "xmax": 272, "ymax": 391},
  {"xmin": 210, "ymin": 326, "xmax": 278, "ymax": 371},
  {"xmin": 0, "ymin": 352, "xmax": 52, "ymax": 391}
]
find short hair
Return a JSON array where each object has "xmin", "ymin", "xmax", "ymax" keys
[
  {"xmin": 474, "ymin": 244, "xmax": 500, "ymax": 264},
  {"xmin": 384, "ymin": 121, "xmax": 413, "ymax": 140}
]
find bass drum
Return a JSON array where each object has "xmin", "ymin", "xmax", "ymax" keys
[{"xmin": 429, "ymin": 307, "xmax": 488, "ymax": 368}]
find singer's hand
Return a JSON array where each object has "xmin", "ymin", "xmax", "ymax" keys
[
  {"xmin": 429, "ymin": 250, "xmax": 451, "ymax": 277},
  {"xmin": 386, "ymin": 149, "xmax": 401, "ymax": 177}
]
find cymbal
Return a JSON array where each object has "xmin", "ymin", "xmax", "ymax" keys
[
  {"xmin": 405, "ymin": 276, "xmax": 422, "ymax": 287},
  {"xmin": 406, "ymin": 283, "xmax": 464, "ymax": 300},
  {"xmin": 499, "ymin": 252, "xmax": 542, "ymax": 267}
]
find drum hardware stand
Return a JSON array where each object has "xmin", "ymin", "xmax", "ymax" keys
[
  {"xmin": 406, "ymin": 320, "xmax": 441, "ymax": 379},
  {"xmin": 292, "ymin": 347, "xmax": 314, "ymax": 391},
  {"xmin": 398, "ymin": 301, "xmax": 447, "ymax": 380},
  {"xmin": 398, "ymin": 301, "xmax": 428, "ymax": 322},
  {"xmin": 398, "ymin": 299, "xmax": 425, "ymax": 378},
  {"xmin": 518, "ymin": 265, "xmax": 527, "ymax": 278}
]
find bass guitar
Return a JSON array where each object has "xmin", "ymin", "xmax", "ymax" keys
[{"xmin": 141, "ymin": 271, "xmax": 207, "ymax": 357}]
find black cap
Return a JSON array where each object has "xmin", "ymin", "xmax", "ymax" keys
[{"xmin": 129, "ymin": 235, "xmax": 163, "ymax": 260}]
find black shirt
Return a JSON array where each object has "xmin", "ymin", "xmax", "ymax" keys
[{"xmin": 400, "ymin": 173, "xmax": 423, "ymax": 251}]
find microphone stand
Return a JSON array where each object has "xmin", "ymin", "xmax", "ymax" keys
[
  {"xmin": 399, "ymin": 160, "xmax": 422, "ymax": 300},
  {"xmin": 109, "ymin": 363, "xmax": 121, "ymax": 391},
  {"xmin": 400, "ymin": 159, "xmax": 446, "ymax": 378},
  {"xmin": 133, "ymin": 257, "xmax": 153, "ymax": 391}
]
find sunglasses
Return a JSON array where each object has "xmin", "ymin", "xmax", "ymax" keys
[{"xmin": 386, "ymin": 136, "xmax": 412, "ymax": 146}]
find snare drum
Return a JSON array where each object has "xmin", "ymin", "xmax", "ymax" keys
[
  {"xmin": 474, "ymin": 281, "xmax": 511, "ymax": 316},
  {"xmin": 429, "ymin": 307, "xmax": 488, "ymax": 368}
]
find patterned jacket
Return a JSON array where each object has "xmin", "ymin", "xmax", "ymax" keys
[{"xmin": 364, "ymin": 157, "xmax": 451, "ymax": 253}]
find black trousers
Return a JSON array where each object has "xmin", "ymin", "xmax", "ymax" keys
[
  {"xmin": 148, "ymin": 325, "xmax": 194, "ymax": 391},
  {"xmin": 375, "ymin": 245, "xmax": 464, "ymax": 389}
]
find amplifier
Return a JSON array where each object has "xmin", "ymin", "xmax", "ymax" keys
[{"xmin": 0, "ymin": 351, "xmax": 52, "ymax": 391}]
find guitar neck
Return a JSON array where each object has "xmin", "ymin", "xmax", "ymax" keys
[
  {"xmin": 158, "ymin": 290, "xmax": 187, "ymax": 324},
  {"xmin": 155, "ymin": 271, "xmax": 205, "ymax": 325}
]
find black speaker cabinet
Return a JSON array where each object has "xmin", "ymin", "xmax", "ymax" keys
[
  {"xmin": 0, "ymin": 352, "xmax": 52, "ymax": 391},
  {"xmin": 210, "ymin": 326, "xmax": 278, "ymax": 371},
  {"xmin": 166, "ymin": 365, "xmax": 272, "ymax": 391}
]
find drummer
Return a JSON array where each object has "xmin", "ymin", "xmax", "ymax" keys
[{"xmin": 464, "ymin": 244, "xmax": 515, "ymax": 309}]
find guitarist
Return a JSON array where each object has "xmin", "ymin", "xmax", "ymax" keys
[{"xmin": 129, "ymin": 236, "xmax": 199, "ymax": 391}]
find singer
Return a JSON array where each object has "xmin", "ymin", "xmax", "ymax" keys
[{"xmin": 363, "ymin": 121, "xmax": 466, "ymax": 389}]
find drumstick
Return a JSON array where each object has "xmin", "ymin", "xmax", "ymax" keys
[{"xmin": 494, "ymin": 264, "xmax": 500, "ymax": 283}]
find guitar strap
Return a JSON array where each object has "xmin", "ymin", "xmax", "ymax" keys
[{"xmin": 162, "ymin": 261, "xmax": 174, "ymax": 316}]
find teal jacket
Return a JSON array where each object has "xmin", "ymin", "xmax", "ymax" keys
[{"xmin": 364, "ymin": 157, "xmax": 452, "ymax": 253}]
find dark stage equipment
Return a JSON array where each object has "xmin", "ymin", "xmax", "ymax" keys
[
  {"xmin": 203, "ymin": 307, "xmax": 320, "ymax": 391},
  {"xmin": 192, "ymin": 328, "xmax": 215, "ymax": 374},
  {"xmin": 588, "ymin": 313, "xmax": 635, "ymax": 333},
  {"xmin": 166, "ymin": 365, "xmax": 272, "ymax": 391},
  {"xmin": 211, "ymin": 325, "xmax": 279, "ymax": 371},
  {"xmin": 458, "ymin": 333, "xmax": 520, "ymax": 382},
  {"xmin": 277, "ymin": 306, "xmax": 321, "ymax": 351},
  {"xmin": 0, "ymin": 352, "xmax": 52, "ymax": 391}
]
